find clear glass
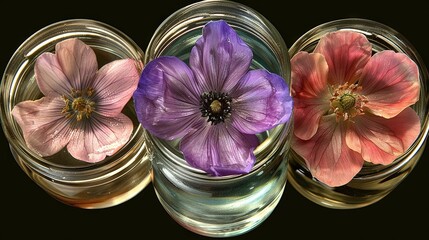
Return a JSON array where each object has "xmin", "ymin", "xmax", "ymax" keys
[
  {"xmin": 288, "ymin": 18, "xmax": 429, "ymax": 209},
  {"xmin": 145, "ymin": 0, "xmax": 292, "ymax": 237},
  {"xmin": 0, "ymin": 19, "xmax": 152, "ymax": 209}
]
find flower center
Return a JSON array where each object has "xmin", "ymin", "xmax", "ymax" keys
[
  {"xmin": 62, "ymin": 88, "xmax": 96, "ymax": 121},
  {"xmin": 200, "ymin": 91, "xmax": 232, "ymax": 125},
  {"xmin": 330, "ymin": 83, "xmax": 367, "ymax": 121},
  {"xmin": 340, "ymin": 94, "xmax": 356, "ymax": 111}
]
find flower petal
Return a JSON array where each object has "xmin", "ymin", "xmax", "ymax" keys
[
  {"xmin": 67, "ymin": 113, "xmax": 133, "ymax": 162},
  {"xmin": 360, "ymin": 50, "xmax": 420, "ymax": 118},
  {"xmin": 346, "ymin": 108, "xmax": 420, "ymax": 165},
  {"xmin": 55, "ymin": 38, "xmax": 98, "ymax": 90},
  {"xmin": 35, "ymin": 52, "xmax": 73, "ymax": 97},
  {"xmin": 291, "ymin": 52, "xmax": 331, "ymax": 140},
  {"xmin": 133, "ymin": 57, "xmax": 202, "ymax": 140},
  {"xmin": 315, "ymin": 31, "xmax": 372, "ymax": 85},
  {"xmin": 230, "ymin": 69, "xmax": 293, "ymax": 134},
  {"xmin": 180, "ymin": 123, "xmax": 259, "ymax": 176},
  {"xmin": 190, "ymin": 20, "xmax": 252, "ymax": 93},
  {"xmin": 292, "ymin": 115, "xmax": 364, "ymax": 187},
  {"xmin": 93, "ymin": 59, "xmax": 141, "ymax": 117},
  {"xmin": 11, "ymin": 97, "xmax": 72, "ymax": 156}
]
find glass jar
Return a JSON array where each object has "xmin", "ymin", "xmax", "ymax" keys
[
  {"xmin": 145, "ymin": 0, "xmax": 292, "ymax": 237},
  {"xmin": 288, "ymin": 18, "xmax": 429, "ymax": 209},
  {"xmin": 0, "ymin": 19, "xmax": 152, "ymax": 209}
]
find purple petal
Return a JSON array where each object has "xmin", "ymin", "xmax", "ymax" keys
[
  {"xmin": 67, "ymin": 113, "xmax": 133, "ymax": 162},
  {"xmin": 93, "ymin": 59, "xmax": 141, "ymax": 117},
  {"xmin": 230, "ymin": 69, "xmax": 293, "ymax": 134},
  {"xmin": 190, "ymin": 20, "xmax": 253, "ymax": 93},
  {"xmin": 180, "ymin": 122, "xmax": 259, "ymax": 176},
  {"xmin": 133, "ymin": 57, "xmax": 202, "ymax": 140},
  {"xmin": 35, "ymin": 52, "xmax": 73, "ymax": 97},
  {"xmin": 55, "ymin": 38, "xmax": 98, "ymax": 90},
  {"xmin": 11, "ymin": 97, "xmax": 72, "ymax": 156}
]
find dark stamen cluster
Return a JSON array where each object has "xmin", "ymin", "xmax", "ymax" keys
[{"xmin": 200, "ymin": 91, "xmax": 232, "ymax": 125}]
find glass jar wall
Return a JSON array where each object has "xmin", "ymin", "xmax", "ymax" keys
[
  {"xmin": 145, "ymin": 0, "xmax": 293, "ymax": 237},
  {"xmin": 0, "ymin": 19, "xmax": 152, "ymax": 209},
  {"xmin": 287, "ymin": 18, "xmax": 429, "ymax": 209}
]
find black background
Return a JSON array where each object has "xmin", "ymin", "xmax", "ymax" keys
[{"xmin": 1, "ymin": 1, "xmax": 428, "ymax": 239}]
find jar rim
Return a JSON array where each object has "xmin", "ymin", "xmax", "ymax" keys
[
  {"xmin": 150, "ymin": 121, "xmax": 292, "ymax": 181},
  {"xmin": 144, "ymin": 0, "xmax": 293, "ymax": 180},
  {"xmin": 288, "ymin": 17, "xmax": 429, "ymax": 178},
  {"xmin": 0, "ymin": 18, "xmax": 146, "ymax": 178},
  {"xmin": 145, "ymin": 0, "xmax": 289, "ymax": 76}
]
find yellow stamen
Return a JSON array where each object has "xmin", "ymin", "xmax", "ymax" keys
[
  {"xmin": 340, "ymin": 94, "xmax": 356, "ymax": 111},
  {"xmin": 210, "ymin": 100, "xmax": 222, "ymax": 113},
  {"xmin": 330, "ymin": 83, "xmax": 368, "ymax": 122},
  {"xmin": 62, "ymin": 88, "xmax": 96, "ymax": 121}
]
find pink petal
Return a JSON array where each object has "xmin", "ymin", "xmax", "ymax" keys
[
  {"xmin": 35, "ymin": 52, "xmax": 73, "ymax": 97},
  {"xmin": 180, "ymin": 122, "xmax": 259, "ymax": 176},
  {"xmin": 230, "ymin": 69, "xmax": 293, "ymax": 134},
  {"xmin": 290, "ymin": 52, "xmax": 331, "ymax": 140},
  {"xmin": 190, "ymin": 20, "xmax": 252, "ymax": 93},
  {"xmin": 346, "ymin": 107, "xmax": 421, "ymax": 165},
  {"xmin": 67, "ymin": 113, "xmax": 133, "ymax": 162},
  {"xmin": 292, "ymin": 115, "xmax": 364, "ymax": 187},
  {"xmin": 55, "ymin": 38, "xmax": 98, "ymax": 90},
  {"xmin": 11, "ymin": 97, "xmax": 72, "ymax": 156},
  {"xmin": 360, "ymin": 50, "xmax": 420, "ymax": 118},
  {"xmin": 93, "ymin": 59, "xmax": 141, "ymax": 117},
  {"xmin": 315, "ymin": 31, "xmax": 372, "ymax": 85}
]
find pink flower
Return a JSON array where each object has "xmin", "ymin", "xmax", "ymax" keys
[
  {"xmin": 12, "ymin": 38, "xmax": 141, "ymax": 162},
  {"xmin": 290, "ymin": 30, "xmax": 421, "ymax": 187}
]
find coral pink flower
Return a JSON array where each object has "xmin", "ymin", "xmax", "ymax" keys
[
  {"xmin": 12, "ymin": 38, "xmax": 141, "ymax": 162},
  {"xmin": 291, "ymin": 30, "xmax": 421, "ymax": 187}
]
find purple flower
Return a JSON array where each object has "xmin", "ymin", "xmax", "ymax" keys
[
  {"xmin": 12, "ymin": 38, "xmax": 141, "ymax": 162},
  {"xmin": 133, "ymin": 20, "xmax": 293, "ymax": 176}
]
